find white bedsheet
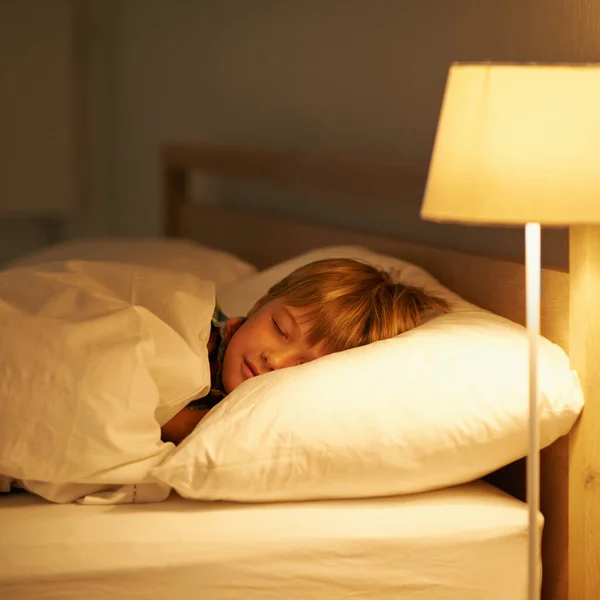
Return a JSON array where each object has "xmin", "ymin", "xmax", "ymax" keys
[{"xmin": 0, "ymin": 480, "xmax": 542, "ymax": 600}]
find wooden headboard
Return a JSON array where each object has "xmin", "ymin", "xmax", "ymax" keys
[{"xmin": 162, "ymin": 143, "xmax": 599, "ymax": 600}]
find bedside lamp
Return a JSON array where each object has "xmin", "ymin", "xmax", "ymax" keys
[{"xmin": 421, "ymin": 62, "xmax": 600, "ymax": 600}]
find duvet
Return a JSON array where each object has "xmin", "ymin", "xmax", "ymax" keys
[{"xmin": 0, "ymin": 260, "xmax": 215, "ymax": 503}]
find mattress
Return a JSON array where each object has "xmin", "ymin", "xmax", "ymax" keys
[{"xmin": 0, "ymin": 480, "xmax": 542, "ymax": 600}]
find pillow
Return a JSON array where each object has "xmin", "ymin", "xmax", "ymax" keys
[
  {"xmin": 152, "ymin": 246, "xmax": 584, "ymax": 502},
  {"xmin": 0, "ymin": 260, "xmax": 216, "ymax": 503},
  {"xmin": 7, "ymin": 237, "xmax": 257, "ymax": 294}
]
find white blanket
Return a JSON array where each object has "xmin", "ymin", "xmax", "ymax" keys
[{"xmin": 0, "ymin": 260, "xmax": 215, "ymax": 503}]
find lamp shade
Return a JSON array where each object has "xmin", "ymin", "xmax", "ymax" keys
[{"xmin": 421, "ymin": 63, "xmax": 600, "ymax": 225}]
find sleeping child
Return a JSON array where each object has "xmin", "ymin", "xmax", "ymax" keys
[{"xmin": 161, "ymin": 257, "xmax": 449, "ymax": 444}]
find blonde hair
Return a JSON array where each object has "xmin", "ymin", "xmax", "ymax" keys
[{"xmin": 251, "ymin": 258, "xmax": 449, "ymax": 353}]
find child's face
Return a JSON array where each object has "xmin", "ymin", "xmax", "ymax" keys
[{"xmin": 221, "ymin": 299, "xmax": 328, "ymax": 393}]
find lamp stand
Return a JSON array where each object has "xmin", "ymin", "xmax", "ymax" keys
[{"xmin": 525, "ymin": 222, "xmax": 541, "ymax": 599}]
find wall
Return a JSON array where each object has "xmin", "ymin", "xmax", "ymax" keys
[
  {"xmin": 0, "ymin": 220, "xmax": 58, "ymax": 266},
  {"xmin": 0, "ymin": 0, "xmax": 118, "ymax": 266},
  {"xmin": 16, "ymin": 0, "xmax": 599, "ymax": 268},
  {"xmin": 0, "ymin": 0, "xmax": 74, "ymax": 265}
]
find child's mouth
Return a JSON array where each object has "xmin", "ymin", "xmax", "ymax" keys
[{"xmin": 243, "ymin": 358, "xmax": 258, "ymax": 378}]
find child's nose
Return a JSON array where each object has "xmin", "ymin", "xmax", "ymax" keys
[{"xmin": 263, "ymin": 349, "xmax": 300, "ymax": 371}]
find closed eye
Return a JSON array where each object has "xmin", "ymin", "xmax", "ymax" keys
[{"xmin": 272, "ymin": 317, "xmax": 288, "ymax": 339}]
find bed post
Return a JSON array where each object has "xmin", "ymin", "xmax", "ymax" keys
[
  {"xmin": 568, "ymin": 224, "xmax": 600, "ymax": 600},
  {"xmin": 162, "ymin": 146, "xmax": 188, "ymax": 237}
]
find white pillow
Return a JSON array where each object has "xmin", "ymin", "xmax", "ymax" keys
[
  {"xmin": 0, "ymin": 260, "xmax": 215, "ymax": 503},
  {"xmin": 8, "ymin": 237, "xmax": 257, "ymax": 294},
  {"xmin": 153, "ymin": 246, "xmax": 584, "ymax": 502}
]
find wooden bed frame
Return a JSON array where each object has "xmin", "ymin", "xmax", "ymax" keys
[{"xmin": 162, "ymin": 143, "xmax": 599, "ymax": 600}]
